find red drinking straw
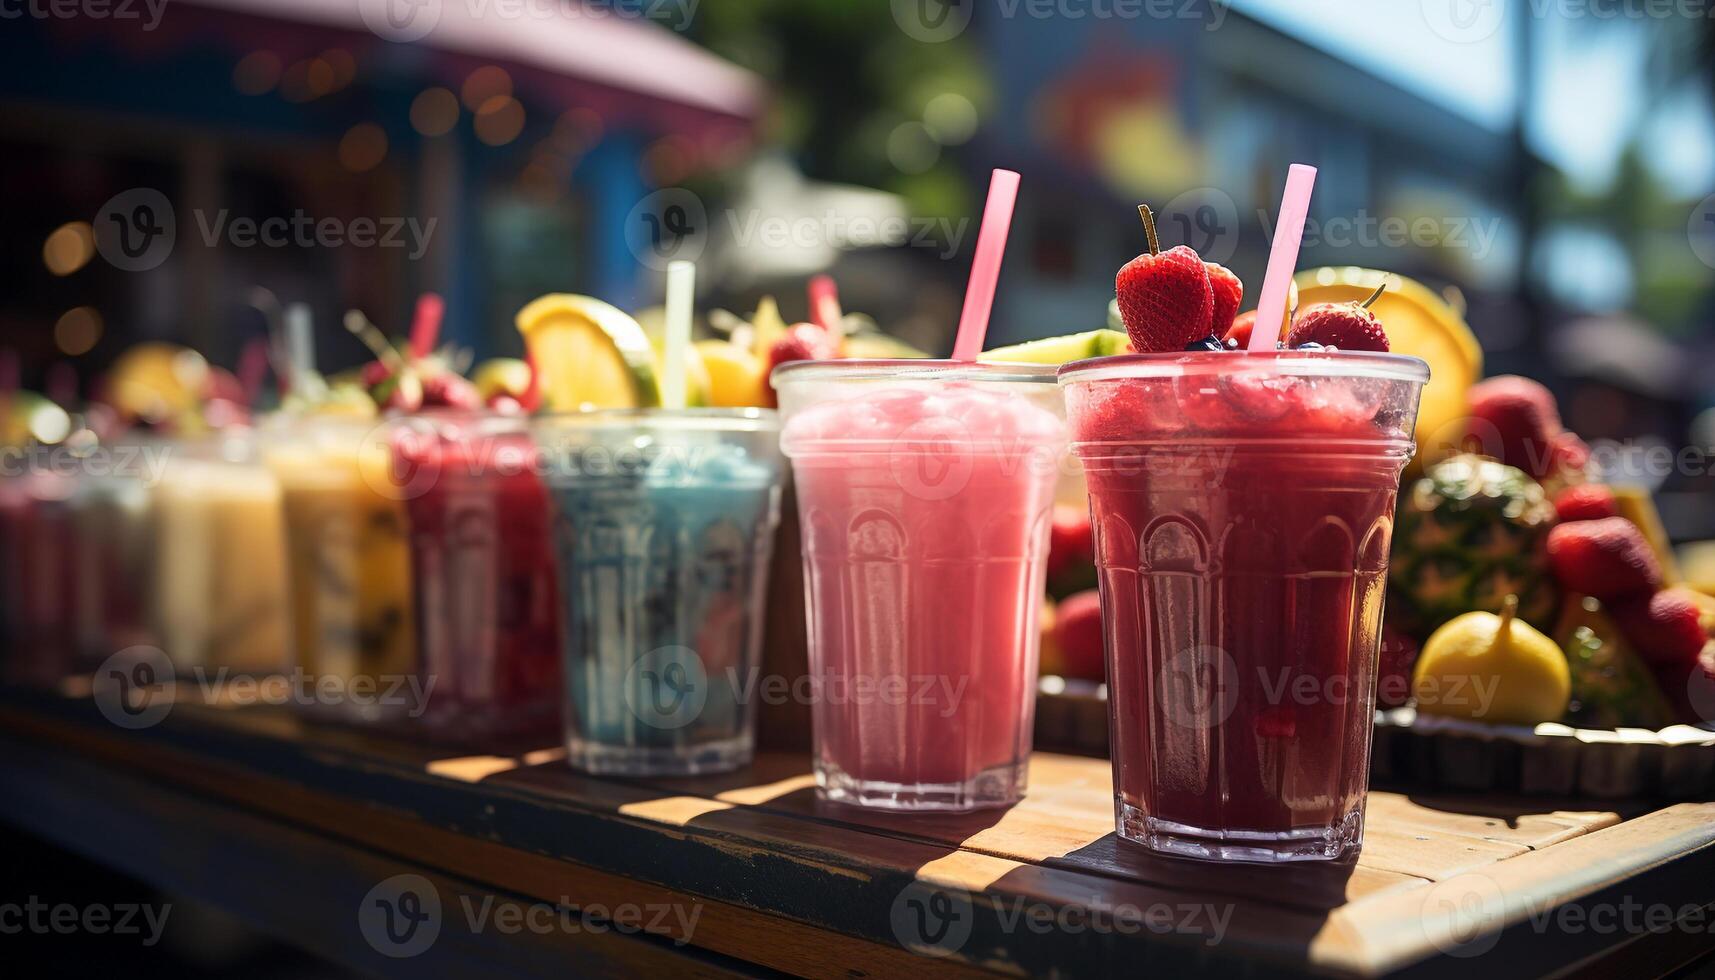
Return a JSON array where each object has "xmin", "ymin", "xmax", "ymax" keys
[
  {"xmin": 950, "ymin": 169, "xmax": 1022, "ymax": 362},
  {"xmin": 408, "ymin": 293, "xmax": 445, "ymax": 360},
  {"xmin": 237, "ymin": 336, "xmax": 271, "ymax": 406}
]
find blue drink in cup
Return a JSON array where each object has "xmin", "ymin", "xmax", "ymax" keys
[{"xmin": 533, "ymin": 409, "xmax": 784, "ymax": 775}]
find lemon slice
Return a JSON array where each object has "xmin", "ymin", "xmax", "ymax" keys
[
  {"xmin": 1295, "ymin": 268, "xmax": 1482, "ymax": 467},
  {"xmin": 695, "ymin": 340, "xmax": 766, "ymax": 408},
  {"xmin": 515, "ymin": 294, "xmax": 659, "ymax": 410},
  {"xmin": 982, "ymin": 329, "xmax": 1130, "ymax": 365}
]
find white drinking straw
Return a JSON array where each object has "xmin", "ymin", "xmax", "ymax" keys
[{"xmin": 662, "ymin": 260, "xmax": 695, "ymax": 410}]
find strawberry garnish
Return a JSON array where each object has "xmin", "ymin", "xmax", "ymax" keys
[
  {"xmin": 1206, "ymin": 261, "xmax": 1243, "ymax": 338},
  {"xmin": 1115, "ymin": 204, "xmax": 1213, "ymax": 353},
  {"xmin": 1286, "ymin": 282, "xmax": 1391, "ymax": 352}
]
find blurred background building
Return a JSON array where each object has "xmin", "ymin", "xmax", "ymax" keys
[{"xmin": 6, "ymin": 0, "xmax": 1715, "ymax": 538}]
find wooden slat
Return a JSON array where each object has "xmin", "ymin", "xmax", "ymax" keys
[{"xmin": 0, "ymin": 746, "xmax": 761, "ymax": 979}]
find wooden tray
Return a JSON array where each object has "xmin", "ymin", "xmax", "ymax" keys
[{"xmin": 1035, "ymin": 681, "xmax": 1715, "ymax": 800}]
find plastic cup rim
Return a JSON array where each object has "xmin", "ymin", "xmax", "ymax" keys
[
  {"xmin": 1056, "ymin": 350, "xmax": 1431, "ymax": 384},
  {"xmin": 770, "ymin": 358, "xmax": 1060, "ymax": 387}
]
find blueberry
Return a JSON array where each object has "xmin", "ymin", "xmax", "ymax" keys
[
  {"xmin": 1184, "ymin": 335, "xmax": 1226, "ymax": 352},
  {"xmin": 1290, "ymin": 341, "xmax": 1326, "ymax": 352}
]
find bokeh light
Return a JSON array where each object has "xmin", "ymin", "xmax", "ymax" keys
[
  {"xmin": 461, "ymin": 66, "xmax": 512, "ymax": 110},
  {"xmin": 232, "ymin": 52, "xmax": 281, "ymax": 95},
  {"xmin": 42, "ymin": 222, "xmax": 94, "ymax": 276},
  {"xmin": 474, "ymin": 96, "xmax": 525, "ymax": 146},
  {"xmin": 338, "ymin": 123, "xmax": 388, "ymax": 172},
  {"xmin": 410, "ymin": 87, "xmax": 460, "ymax": 137},
  {"xmin": 886, "ymin": 121, "xmax": 939, "ymax": 174},
  {"xmin": 923, "ymin": 93, "xmax": 978, "ymax": 145},
  {"xmin": 53, "ymin": 307, "xmax": 102, "ymax": 356}
]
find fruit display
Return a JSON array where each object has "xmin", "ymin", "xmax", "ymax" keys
[{"xmin": 1390, "ymin": 454, "xmax": 1559, "ymax": 638}]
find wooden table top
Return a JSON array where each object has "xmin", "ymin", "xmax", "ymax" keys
[{"xmin": 0, "ymin": 683, "xmax": 1710, "ymax": 978}]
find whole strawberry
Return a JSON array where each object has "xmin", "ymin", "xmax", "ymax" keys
[
  {"xmin": 1613, "ymin": 588, "xmax": 1708, "ymax": 671},
  {"xmin": 1206, "ymin": 262, "xmax": 1243, "ymax": 339},
  {"xmin": 1223, "ymin": 310, "xmax": 1256, "ymax": 350},
  {"xmin": 1116, "ymin": 204, "xmax": 1212, "ymax": 353},
  {"xmin": 764, "ymin": 323, "xmax": 840, "ymax": 407},
  {"xmin": 1546, "ymin": 517, "xmax": 1662, "ymax": 602},
  {"xmin": 1553, "ymin": 483, "xmax": 1619, "ymax": 523},
  {"xmin": 1464, "ymin": 375, "xmax": 1563, "ymax": 478},
  {"xmin": 1286, "ymin": 282, "xmax": 1390, "ymax": 352}
]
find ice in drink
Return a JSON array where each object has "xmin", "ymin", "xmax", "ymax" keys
[{"xmin": 775, "ymin": 361, "xmax": 1066, "ymax": 811}]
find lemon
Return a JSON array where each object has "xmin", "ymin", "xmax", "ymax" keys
[
  {"xmin": 1295, "ymin": 268, "xmax": 1482, "ymax": 468},
  {"xmin": 695, "ymin": 340, "xmax": 766, "ymax": 408},
  {"xmin": 107, "ymin": 342, "xmax": 208, "ymax": 424},
  {"xmin": 982, "ymin": 329, "xmax": 1130, "ymax": 365},
  {"xmin": 515, "ymin": 295, "xmax": 659, "ymax": 410},
  {"xmin": 1412, "ymin": 595, "xmax": 1570, "ymax": 725}
]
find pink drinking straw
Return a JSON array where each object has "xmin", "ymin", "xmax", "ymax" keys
[
  {"xmin": 951, "ymin": 169, "xmax": 1022, "ymax": 362},
  {"xmin": 1248, "ymin": 164, "xmax": 1318, "ymax": 352},
  {"xmin": 808, "ymin": 274, "xmax": 842, "ymax": 334},
  {"xmin": 408, "ymin": 292, "xmax": 445, "ymax": 360}
]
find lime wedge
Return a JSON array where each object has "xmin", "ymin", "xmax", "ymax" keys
[
  {"xmin": 981, "ymin": 329, "xmax": 1130, "ymax": 365},
  {"xmin": 515, "ymin": 294, "xmax": 659, "ymax": 410}
]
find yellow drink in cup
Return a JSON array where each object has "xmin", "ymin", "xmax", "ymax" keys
[
  {"xmin": 263, "ymin": 418, "xmax": 417, "ymax": 723},
  {"xmin": 153, "ymin": 436, "xmax": 290, "ymax": 674}
]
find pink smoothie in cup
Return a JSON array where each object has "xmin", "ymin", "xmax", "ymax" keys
[{"xmin": 775, "ymin": 360, "xmax": 1066, "ymax": 811}]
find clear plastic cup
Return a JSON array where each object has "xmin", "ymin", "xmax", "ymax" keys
[
  {"xmin": 1059, "ymin": 351, "xmax": 1427, "ymax": 862},
  {"xmin": 533, "ymin": 409, "xmax": 785, "ymax": 775},
  {"xmin": 0, "ymin": 464, "xmax": 76, "ymax": 686},
  {"xmin": 69, "ymin": 436, "xmax": 161, "ymax": 671},
  {"xmin": 262, "ymin": 416, "xmax": 418, "ymax": 724},
  {"xmin": 773, "ymin": 360, "xmax": 1067, "ymax": 811},
  {"xmin": 387, "ymin": 413, "xmax": 561, "ymax": 739},
  {"xmin": 152, "ymin": 433, "xmax": 289, "ymax": 675}
]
